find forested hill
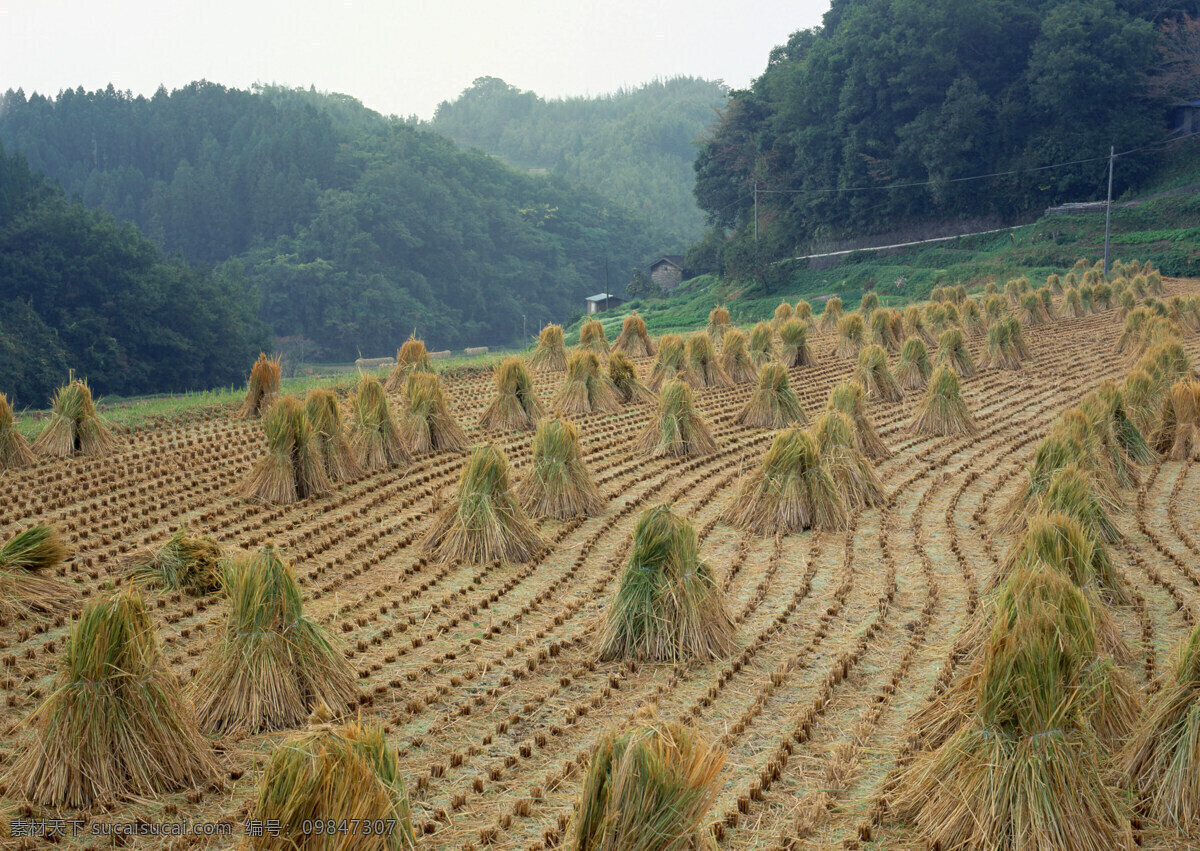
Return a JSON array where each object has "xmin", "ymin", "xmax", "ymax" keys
[
  {"xmin": 0, "ymin": 142, "xmax": 265, "ymax": 406},
  {"xmin": 0, "ymin": 82, "xmax": 664, "ymax": 362},
  {"xmin": 694, "ymin": 0, "xmax": 1200, "ymax": 273},
  {"xmin": 432, "ymin": 77, "xmax": 728, "ymax": 245}
]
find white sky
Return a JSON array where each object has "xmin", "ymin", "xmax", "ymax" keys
[{"xmin": 0, "ymin": 0, "xmax": 829, "ymax": 119}]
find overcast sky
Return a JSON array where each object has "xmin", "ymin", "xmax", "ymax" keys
[{"xmin": 0, "ymin": 0, "xmax": 829, "ymax": 119}]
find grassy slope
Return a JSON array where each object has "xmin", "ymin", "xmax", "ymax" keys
[{"xmin": 574, "ymin": 186, "xmax": 1200, "ymax": 342}]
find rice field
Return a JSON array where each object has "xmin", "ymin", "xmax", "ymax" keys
[{"xmin": 0, "ymin": 273, "xmax": 1199, "ymax": 849}]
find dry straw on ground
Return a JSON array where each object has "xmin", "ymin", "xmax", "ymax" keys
[
  {"xmin": 911, "ymin": 365, "xmax": 977, "ymax": 436},
  {"xmin": 936, "ymin": 327, "xmax": 976, "ymax": 378},
  {"xmin": 305, "ymin": 388, "xmax": 360, "ymax": 482},
  {"xmin": 386, "ymin": 335, "xmax": 432, "ymax": 391},
  {"xmin": 348, "ymin": 374, "xmax": 411, "ymax": 471},
  {"xmin": 0, "ymin": 393, "xmax": 34, "ymax": 471},
  {"xmin": 571, "ymin": 722, "xmax": 724, "ymax": 850},
  {"xmin": 612, "ymin": 311, "xmax": 656, "ymax": 357},
  {"xmin": 479, "ymin": 357, "xmax": 545, "ymax": 431},
  {"xmin": 779, "ymin": 318, "xmax": 816, "ymax": 368},
  {"xmin": 608, "ymin": 351, "xmax": 656, "ymax": 405},
  {"xmin": 252, "ymin": 722, "xmax": 416, "ymax": 851},
  {"xmin": 555, "ymin": 350, "xmax": 622, "ymax": 415},
  {"xmin": 826, "ymin": 380, "xmax": 890, "ymax": 460},
  {"xmin": 0, "ymin": 525, "xmax": 76, "ymax": 620},
  {"xmin": 241, "ymin": 353, "xmax": 281, "ymax": 418},
  {"xmin": 683, "ymin": 332, "xmax": 732, "ymax": 388},
  {"xmin": 516, "ymin": 417, "xmax": 604, "ymax": 520},
  {"xmin": 810, "ymin": 410, "xmax": 884, "ymax": 509},
  {"xmin": 835, "ymin": 313, "xmax": 866, "ymax": 360},
  {"xmin": 530, "ymin": 323, "xmax": 568, "ymax": 373},
  {"xmin": 422, "ymin": 443, "xmax": 546, "ymax": 564},
  {"xmin": 648, "ymin": 334, "xmax": 686, "ymax": 391},
  {"xmin": 190, "ymin": 544, "xmax": 357, "ymax": 734},
  {"xmin": 598, "ymin": 504, "xmax": 734, "ymax": 662},
  {"xmin": 854, "ymin": 345, "xmax": 904, "ymax": 403},
  {"xmin": 719, "ymin": 328, "xmax": 758, "ymax": 384},
  {"xmin": 724, "ymin": 428, "xmax": 846, "ymax": 535},
  {"xmin": 34, "ymin": 378, "xmax": 115, "ymax": 458},
  {"xmin": 895, "ymin": 337, "xmax": 932, "ymax": 389},
  {"xmin": 400, "ymin": 371, "xmax": 468, "ymax": 454},
  {"xmin": 124, "ymin": 526, "xmax": 224, "ymax": 595},
  {"xmin": 736, "ymin": 362, "xmax": 806, "ymax": 429},
  {"xmin": 9, "ymin": 589, "xmax": 219, "ymax": 808},
  {"xmin": 240, "ymin": 396, "xmax": 332, "ymax": 504},
  {"xmin": 578, "ymin": 318, "xmax": 611, "ymax": 355},
  {"xmin": 636, "ymin": 380, "xmax": 717, "ymax": 458}
]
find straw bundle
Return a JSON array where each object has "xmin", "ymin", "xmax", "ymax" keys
[
  {"xmin": 1152, "ymin": 379, "xmax": 1200, "ymax": 461},
  {"xmin": 530, "ymin": 323, "xmax": 568, "ymax": 373},
  {"xmin": 819, "ymin": 296, "xmax": 843, "ymax": 331},
  {"xmin": 962, "ymin": 298, "xmax": 986, "ymax": 335},
  {"xmin": 854, "ymin": 345, "xmax": 904, "ymax": 403},
  {"xmin": 736, "ymin": 362, "xmax": 806, "ymax": 429},
  {"xmin": 983, "ymin": 293, "xmax": 1007, "ymax": 324},
  {"xmin": 10, "ymin": 590, "xmax": 218, "ymax": 807},
  {"xmin": 1080, "ymin": 383, "xmax": 1155, "ymax": 488},
  {"xmin": 794, "ymin": 299, "xmax": 813, "ymax": 323},
  {"xmin": 348, "ymin": 374, "xmax": 411, "ymax": 471},
  {"xmin": 1039, "ymin": 286, "xmax": 1058, "ymax": 318},
  {"xmin": 1092, "ymin": 283, "xmax": 1112, "ymax": 311},
  {"xmin": 253, "ymin": 722, "xmax": 415, "ymax": 851},
  {"xmin": 555, "ymin": 350, "xmax": 622, "ymax": 414},
  {"xmin": 33, "ymin": 378, "xmax": 115, "ymax": 457},
  {"xmin": 1048, "ymin": 273, "xmax": 1063, "ymax": 293},
  {"xmin": 682, "ymin": 332, "xmax": 732, "ymax": 388},
  {"xmin": 241, "ymin": 353, "xmax": 281, "ymax": 418},
  {"xmin": 1004, "ymin": 278, "xmax": 1021, "ymax": 305},
  {"xmin": 190, "ymin": 545, "xmax": 356, "ymax": 734},
  {"xmin": 571, "ymin": 723, "xmax": 723, "ymax": 851},
  {"xmin": 612, "ymin": 312, "xmax": 656, "ymax": 357},
  {"xmin": 707, "ymin": 306, "xmax": 731, "ymax": 342},
  {"xmin": 422, "ymin": 443, "xmax": 546, "ymax": 564},
  {"xmin": 516, "ymin": 417, "xmax": 604, "ymax": 520},
  {"xmin": 1002, "ymin": 316, "xmax": 1031, "ymax": 360},
  {"xmin": 748, "ymin": 321, "xmax": 776, "ymax": 366},
  {"xmin": 810, "ymin": 410, "xmax": 884, "ymax": 509},
  {"xmin": 1122, "ymin": 624, "xmax": 1200, "ymax": 837},
  {"xmin": 778, "ymin": 318, "xmax": 815, "ymax": 368},
  {"xmin": 860, "ymin": 291, "xmax": 879, "ymax": 316},
  {"xmin": 936, "ymin": 327, "xmax": 975, "ymax": 378},
  {"xmin": 924, "ymin": 302, "xmax": 948, "ymax": 334},
  {"xmin": 835, "ymin": 313, "xmax": 866, "ymax": 359},
  {"xmin": 385, "ymin": 335, "xmax": 432, "ymax": 391},
  {"xmin": 894, "ymin": 565, "xmax": 1133, "ymax": 851},
  {"xmin": 724, "ymin": 428, "xmax": 846, "ymax": 535},
  {"xmin": 942, "ymin": 301, "xmax": 962, "ymax": 329},
  {"xmin": 636, "ymin": 380, "xmax": 717, "ymax": 458},
  {"xmin": 1080, "ymin": 284, "xmax": 1095, "ymax": 313},
  {"xmin": 0, "ymin": 525, "xmax": 76, "ymax": 620},
  {"xmin": 719, "ymin": 328, "xmax": 758, "ymax": 384},
  {"xmin": 648, "ymin": 334, "xmax": 686, "ymax": 391},
  {"xmin": 608, "ymin": 352, "xmax": 656, "ymax": 405},
  {"xmin": 124, "ymin": 526, "xmax": 223, "ymax": 595},
  {"xmin": 479, "ymin": 358, "xmax": 545, "ymax": 433},
  {"xmin": 598, "ymin": 505, "xmax": 734, "ymax": 662},
  {"xmin": 399, "ymin": 371, "xmax": 468, "ymax": 454},
  {"xmin": 1000, "ymin": 512, "xmax": 1127, "ymax": 607},
  {"xmin": 911, "ymin": 366, "xmax": 977, "ymax": 436},
  {"xmin": 1116, "ymin": 307, "xmax": 1153, "ymax": 355},
  {"xmin": 1038, "ymin": 464, "xmax": 1121, "ymax": 544},
  {"xmin": 930, "ymin": 286, "xmax": 946, "ymax": 303},
  {"xmin": 826, "ymin": 380, "xmax": 890, "ymax": 460},
  {"xmin": 305, "ymin": 388, "xmax": 360, "ymax": 482},
  {"xmin": 987, "ymin": 320, "xmax": 1022, "ymax": 370},
  {"xmin": 579, "ymin": 318, "xmax": 611, "ymax": 355},
  {"xmin": 1123, "ymin": 368, "xmax": 1161, "ymax": 436},
  {"xmin": 771, "ymin": 301, "xmax": 794, "ymax": 331},
  {"xmin": 1149, "ymin": 269, "xmax": 1165, "ymax": 294},
  {"xmin": 241, "ymin": 396, "xmax": 332, "ymax": 504},
  {"xmin": 1064, "ymin": 286, "xmax": 1086, "ymax": 319},
  {"xmin": 952, "ymin": 284, "xmax": 968, "ymax": 303},
  {"xmin": 869, "ymin": 309, "xmax": 901, "ymax": 352},
  {"xmin": 0, "ymin": 393, "xmax": 33, "ymax": 471},
  {"xmin": 895, "ymin": 337, "xmax": 932, "ymax": 389},
  {"xmin": 903, "ymin": 304, "xmax": 934, "ymax": 344}
]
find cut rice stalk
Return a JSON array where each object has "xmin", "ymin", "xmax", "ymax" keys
[
  {"xmin": 554, "ymin": 350, "xmax": 622, "ymax": 414},
  {"xmin": 608, "ymin": 351, "xmax": 656, "ymax": 405},
  {"xmin": 348, "ymin": 374, "xmax": 411, "ymax": 472},
  {"xmin": 809, "ymin": 410, "xmax": 884, "ymax": 509},
  {"xmin": 385, "ymin": 335, "xmax": 432, "ymax": 391},
  {"xmin": 719, "ymin": 328, "xmax": 758, "ymax": 384},
  {"xmin": 935, "ymin": 327, "xmax": 975, "ymax": 378},
  {"xmin": 707, "ymin": 306, "xmax": 731, "ymax": 342},
  {"xmin": 835, "ymin": 313, "xmax": 865, "ymax": 360},
  {"xmin": 579, "ymin": 318, "xmax": 611, "ymax": 355},
  {"xmin": 911, "ymin": 365, "xmax": 977, "ymax": 436},
  {"xmin": 124, "ymin": 526, "xmax": 224, "ymax": 595},
  {"xmin": 33, "ymin": 378, "xmax": 116, "ymax": 458},
  {"xmin": 240, "ymin": 396, "xmax": 332, "ymax": 504},
  {"xmin": 400, "ymin": 371, "xmax": 468, "ymax": 454},
  {"xmin": 530, "ymin": 324, "xmax": 568, "ymax": 373},
  {"xmin": 636, "ymin": 380, "xmax": 717, "ymax": 458},
  {"xmin": 895, "ymin": 337, "xmax": 932, "ymax": 389},
  {"xmin": 305, "ymin": 388, "xmax": 360, "ymax": 482},
  {"xmin": 0, "ymin": 525, "xmax": 76, "ymax": 620},
  {"xmin": 516, "ymin": 417, "xmax": 604, "ymax": 520},
  {"xmin": 647, "ymin": 334, "xmax": 686, "ymax": 391},
  {"xmin": 778, "ymin": 319, "xmax": 815, "ymax": 368},
  {"xmin": 826, "ymin": 380, "xmax": 890, "ymax": 460},
  {"xmin": 682, "ymin": 332, "xmax": 732, "ymax": 388},
  {"xmin": 748, "ymin": 321, "xmax": 776, "ymax": 366},
  {"xmin": 612, "ymin": 312, "xmax": 655, "ymax": 357},
  {"xmin": 479, "ymin": 357, "xmax": 546, "ymax": 431},
  {"xmin": 853, "ymin": 345, "xmax": 904, "ymax": 403},
  {"xmin": 736, "ymin": 363, "xmax": 806, "ymax": 429},
  {"xmin": 241, "ymin": 353, "xmax": 281, "ymax": 418},
  {"xmin": 0, "ymin": 393, "xmax": 34, "ymax": 470},
  {"xmin": 723, "ymin": 428, "xmax": 846, "ymax": 535}
]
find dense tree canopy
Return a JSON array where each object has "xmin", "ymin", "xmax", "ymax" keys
[
  {"xmin": 693, "ymin": 0, "xmax": 1198, "ymax": 266},
  {"xmin": 0, "ymin": 142, "xmax": 266, "ymax": 406},
  {"xmin": 0, "ymin": 82, "xmax": 665, "ymax": 361},
  {"xmin": 432, "ymin": 77, "xmax": 728, "ymax": 245}
]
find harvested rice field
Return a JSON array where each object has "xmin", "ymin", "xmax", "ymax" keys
[{"xmin": 2, "ymin": 273, "xmax": 1200, "ymax": 849}]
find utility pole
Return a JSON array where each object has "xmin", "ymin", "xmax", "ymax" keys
[
  {"xmin": 754, "ymin": 181, "xmax": 758, "ymax": 244},
  {"xmin": 1103, "ymin": 145, "xmax": 1114, "ymax": 276}
]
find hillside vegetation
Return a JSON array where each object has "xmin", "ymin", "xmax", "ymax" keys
[{"xmin": 432, "ymin": 76, "xmax": 728, "ymax": 246}]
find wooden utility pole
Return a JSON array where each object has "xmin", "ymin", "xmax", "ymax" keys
[{"xmin": 1103, "ymin": 146, "xmax": 1114, "ymax": 276}]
